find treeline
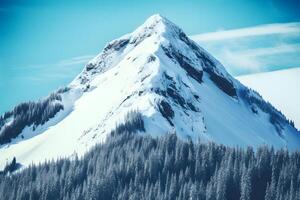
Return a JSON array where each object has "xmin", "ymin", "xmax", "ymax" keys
[
  {"xmin": 0, "ymin": 92, "xmax": 64, "ymax": 145},
  {"xmin": 1, "ymin": 132, "xmax": 300, "ymax": 200}
]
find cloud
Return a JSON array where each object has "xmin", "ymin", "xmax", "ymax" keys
[
  {"xmin": 57, "ymin": 55, "xmax": 95, "ymax": 66},
  {"xmin": 190, "ymin": 22, "xmax": 300, "ymax": 75},
  {"xmin": 223, "ymin": 44, "xmax": 300, "ymax": 71},
  {"xmin": 7, "ymin": 54, "xmax": 96, "ymax": 82},
  {"xmin": 238, "ymin": 44, "xmax": 300, "ymax": 57},
  {"xmin": 191, "ymin": 22, "xmax": 300, "ymax": 41},
  {"xmin": 10, "ymin": 54, "xmax": 95, "ymax": 70}
]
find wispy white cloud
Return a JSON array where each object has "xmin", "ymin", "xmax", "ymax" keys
[
  {"xmin": 238, "ymin": 44, "xmax": 300, "ymax": 57},
  {"xmin": 8, "ymin": 54, "xmax": 96, "ymax": 82},
  {"xmin": 57, "ymin": 55, "xmax": 95, "ymax": 67},
  {"xmin": 222, "ymin": 44, "xmax": 300, "ymax": 72},
  {"xmin": 10, "ymin": 54, "xmax": 95, "ymax": 70},
  {"xmin": 191, "ymin": 22, "xmax": 300, "ymax": 75},
  {"xmin": 191, "ymin": 22, "xmax": 300, "ymax": 41}
]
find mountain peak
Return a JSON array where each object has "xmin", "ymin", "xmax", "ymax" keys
[
  {"xmin": 144, "ymin": 14, "xmax": 166, "ymax": 24},
  {"xmin": 131, "ymin": 14, "xmax": 181, "ymax": 38},
  {"xmin": 140, "ymin": 14, "xmax": 171, "ymax": 29},
  {"xmin": 74, "ymin": 14, "xmax": 188, "ymax": 86}
]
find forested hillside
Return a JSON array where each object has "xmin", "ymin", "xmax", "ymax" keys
[
  {"xmin": 0, "ymin": 92, "xmax": 64, "ymax": 145},
  {"xmin": 1, "ymin": 131, "xmax": 299, "ymax": 200}
]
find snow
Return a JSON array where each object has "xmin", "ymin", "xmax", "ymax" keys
[
  {"xmin": 237, "ymin": 67, "xmax": 300, "ymax": 129},
  {"xmin": 1, "ymin": 14, "xmax": 300, "ymax": 170}
]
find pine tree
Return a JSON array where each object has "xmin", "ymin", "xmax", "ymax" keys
[{"xmin": 240, "ymin": 166, "xmax": 251, "ymax": 200}]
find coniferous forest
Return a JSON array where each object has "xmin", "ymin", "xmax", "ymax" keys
[{"xmin": 1, "ymin": 131, "xmax": 300, "ymax": 200}]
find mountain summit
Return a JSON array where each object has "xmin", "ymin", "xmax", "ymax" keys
[{"xmin": 1, "ymin": 14, "xmax": 300, "ymax": 169}]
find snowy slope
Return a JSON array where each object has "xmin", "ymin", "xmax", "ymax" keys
[
  {"xmin": 237, "ymin": 67, "xmax": 300, "ymax": 129},
  {"xmin": 1, "ymin": 14, "xmax": 300, "ymax": 169}
]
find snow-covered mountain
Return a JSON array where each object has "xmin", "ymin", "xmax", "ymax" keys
[{"xmin": 1, "ymin": 14, "xmax": 300, "ymax": 169}]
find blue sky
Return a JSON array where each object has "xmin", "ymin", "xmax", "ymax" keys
[{"xmin": 1, "ymin": 0, "xmax": 300, "ymax": 114}]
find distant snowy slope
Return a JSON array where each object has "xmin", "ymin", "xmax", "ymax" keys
[{"xmin": 237, "ymin": 67, "xmax": 300, "ymax": 129}]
